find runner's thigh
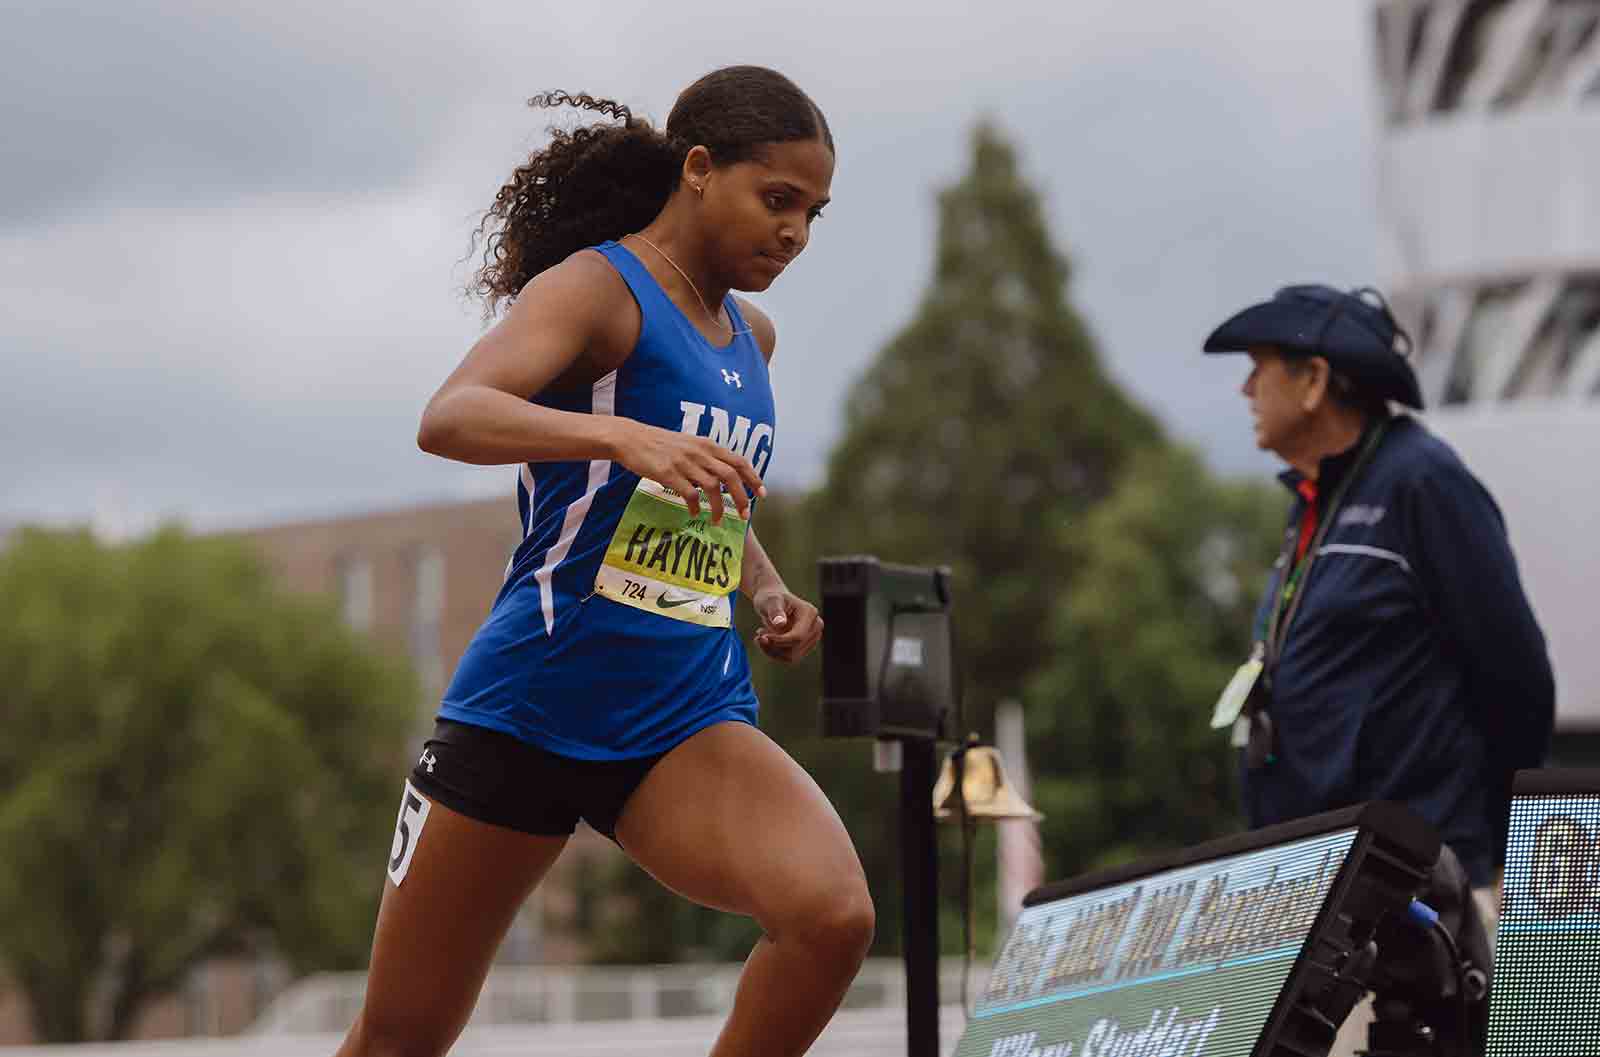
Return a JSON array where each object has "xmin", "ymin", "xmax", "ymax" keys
[
  {"xmin": 350, "ymin": 786, "xmax": 567, "ymax": 1055},
  {"xmin": 613, "ymin": 722, "xmax": 867, "ymax": 926}
]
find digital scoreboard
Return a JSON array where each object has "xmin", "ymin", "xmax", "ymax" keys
[
  {"xmin": 1486, "ymin": 768, "xmax": 1600, "ymax": 1056},
  {"xmin": 954, "ymin": 802, "xmax": 1440, "ymax": 1057}
]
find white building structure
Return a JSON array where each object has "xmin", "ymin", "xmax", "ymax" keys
[{"xmin": 1373, "ymin": 0, "xmax": 1600, "ymax": 750}]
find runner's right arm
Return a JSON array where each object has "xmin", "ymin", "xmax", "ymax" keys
[{"xmin": 418, "ymin": 252, "xmax": 765, "ymax": 522}]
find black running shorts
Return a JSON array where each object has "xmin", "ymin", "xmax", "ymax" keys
[{"xmin": 407, "ymin": 719, "xmax": 668, "ymax": 841}]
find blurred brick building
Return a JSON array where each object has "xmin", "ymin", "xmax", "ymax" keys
[{"xmin": 243, "ymin": 497, "xmax": 518, "ymax": 709}]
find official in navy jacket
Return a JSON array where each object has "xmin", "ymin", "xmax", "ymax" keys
[{"xmin": 1203, "ymin": 284, "xmax": 1554, "ymax": 891}]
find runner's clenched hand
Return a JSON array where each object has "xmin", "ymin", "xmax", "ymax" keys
[{"xmin": 753, "ymin": 588, "xmax": 823, "ymax": 663}]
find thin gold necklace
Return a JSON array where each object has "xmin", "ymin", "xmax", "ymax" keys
[{"xmin": 624, "ymin": 233, "xmax": 752, "ymax": 337}]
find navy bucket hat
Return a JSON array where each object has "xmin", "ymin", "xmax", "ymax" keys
[{"xmin": 1203, "ymin": 284, "xmax": 1424, "ymax": 409}]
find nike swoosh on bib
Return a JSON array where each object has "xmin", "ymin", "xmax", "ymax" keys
[{"xmin": 656, "ymin": 593, "xmax": 699, "ymax": 610}]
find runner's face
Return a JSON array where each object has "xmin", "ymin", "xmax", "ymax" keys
[{"xmin": 700, "ymin": 138, "xmax": 833, "ymax": 292}]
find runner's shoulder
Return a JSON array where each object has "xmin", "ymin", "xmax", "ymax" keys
[{"xmin": 511, "ymin": 250, "xmax": 640, "ymax": 365}]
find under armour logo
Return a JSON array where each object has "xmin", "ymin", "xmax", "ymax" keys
[
  {"xmin": 419, "ymin": 749, "xmax": 437, "ymax": 774},
  {"xmin": 721, "ymin": 369, "xmax": 742, "ymax": 388}
]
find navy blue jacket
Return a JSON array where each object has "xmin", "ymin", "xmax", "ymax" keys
[{"xmin": 1244, "ymin": 415, "xmax": 1554, "ymax": 885}]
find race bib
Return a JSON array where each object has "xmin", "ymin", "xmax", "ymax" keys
[{"xmin": 592, "ymin": 477, "xmax": 747, "ymax": 627}]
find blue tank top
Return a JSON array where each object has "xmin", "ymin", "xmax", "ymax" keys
[{"xmin": 438, "ymin": 241, "xmax": 777, "ymax": 760}]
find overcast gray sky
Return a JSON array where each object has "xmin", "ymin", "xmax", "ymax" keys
[{"xmin": 2, "ymin": 0, "xmax": 1384, "ymax": 535}]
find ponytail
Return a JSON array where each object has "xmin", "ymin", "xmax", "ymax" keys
[{"xmin": 470, "ymin": 93, "xmax": 684, "ymax": 315}]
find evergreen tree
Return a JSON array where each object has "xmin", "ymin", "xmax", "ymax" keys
[
  {"xmin": 784, "ymin": 122, "xmax": 1280, "ymax": 957},
  {"xmin": 812, "ymin": 122, "xmax": 1163, "ymax": 733}
]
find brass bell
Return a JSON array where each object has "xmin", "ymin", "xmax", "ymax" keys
[{"xmin": 932, "ymin": 738, "xmax": 1042, "ymax": 822}]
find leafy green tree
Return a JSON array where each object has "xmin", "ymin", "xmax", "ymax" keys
[
  {"xmin": 1025, "ymin": 446, "xmax": 1283, "ymax": 880},
  {"xmin": 0, "ymin": 527, "xmax": 418, "ymax": 1041}
]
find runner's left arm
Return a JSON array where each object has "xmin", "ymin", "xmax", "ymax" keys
[
  {"xmin": 742, "ymin": 527, "xmax": 823, "ymax": 664},
  {"xmin": 728, "ymin": 296, "xmax": 821, "ymax": 661}
]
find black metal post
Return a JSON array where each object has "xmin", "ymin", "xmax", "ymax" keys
[{"xmin": 900, "ymin": 736, "xmax": 939, "ymax": 1057}]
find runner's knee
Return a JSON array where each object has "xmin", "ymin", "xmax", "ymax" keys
[{"xmin": 766, "ymin": 877, "xmax": 875, "ymax": 965}]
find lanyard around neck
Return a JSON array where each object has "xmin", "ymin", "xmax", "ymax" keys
[{"xmin": 1261, "ymin": 420, "xmax": 1389, "ymax": 686}]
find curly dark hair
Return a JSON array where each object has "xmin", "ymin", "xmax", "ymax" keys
[{"xmin": 471, "ymin": 66, "xmax": 833, "ymax": 314}]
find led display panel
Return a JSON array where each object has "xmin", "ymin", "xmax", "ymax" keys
[
  {"xmin": 953, "ymin": 802, "xmax": 1439, "ymax": 1057},
  {"xmin": 1485, "ymin": 768, "xmax": 1600, "ymax": 1056}
]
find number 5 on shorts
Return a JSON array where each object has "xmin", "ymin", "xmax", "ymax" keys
[{"xmin": 387, "ymin": 780, "xmax": 432, "ymax": 887}]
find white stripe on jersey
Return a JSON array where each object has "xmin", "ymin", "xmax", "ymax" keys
[
  {"xmin": 532, "ymin": 371, "xmax": 617, "ymax": 635},
  {"xmin": 520, "ymin": 462, "xmax": 537, "ymax": 538},
  {"xmin": 506, "ymin": 462, "xmax": 539, "ymax": 582}
]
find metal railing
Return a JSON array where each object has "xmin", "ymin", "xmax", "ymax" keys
[{"xmin": 250, "ymin": 957, "xmax": 990, "ymax": 1035}]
